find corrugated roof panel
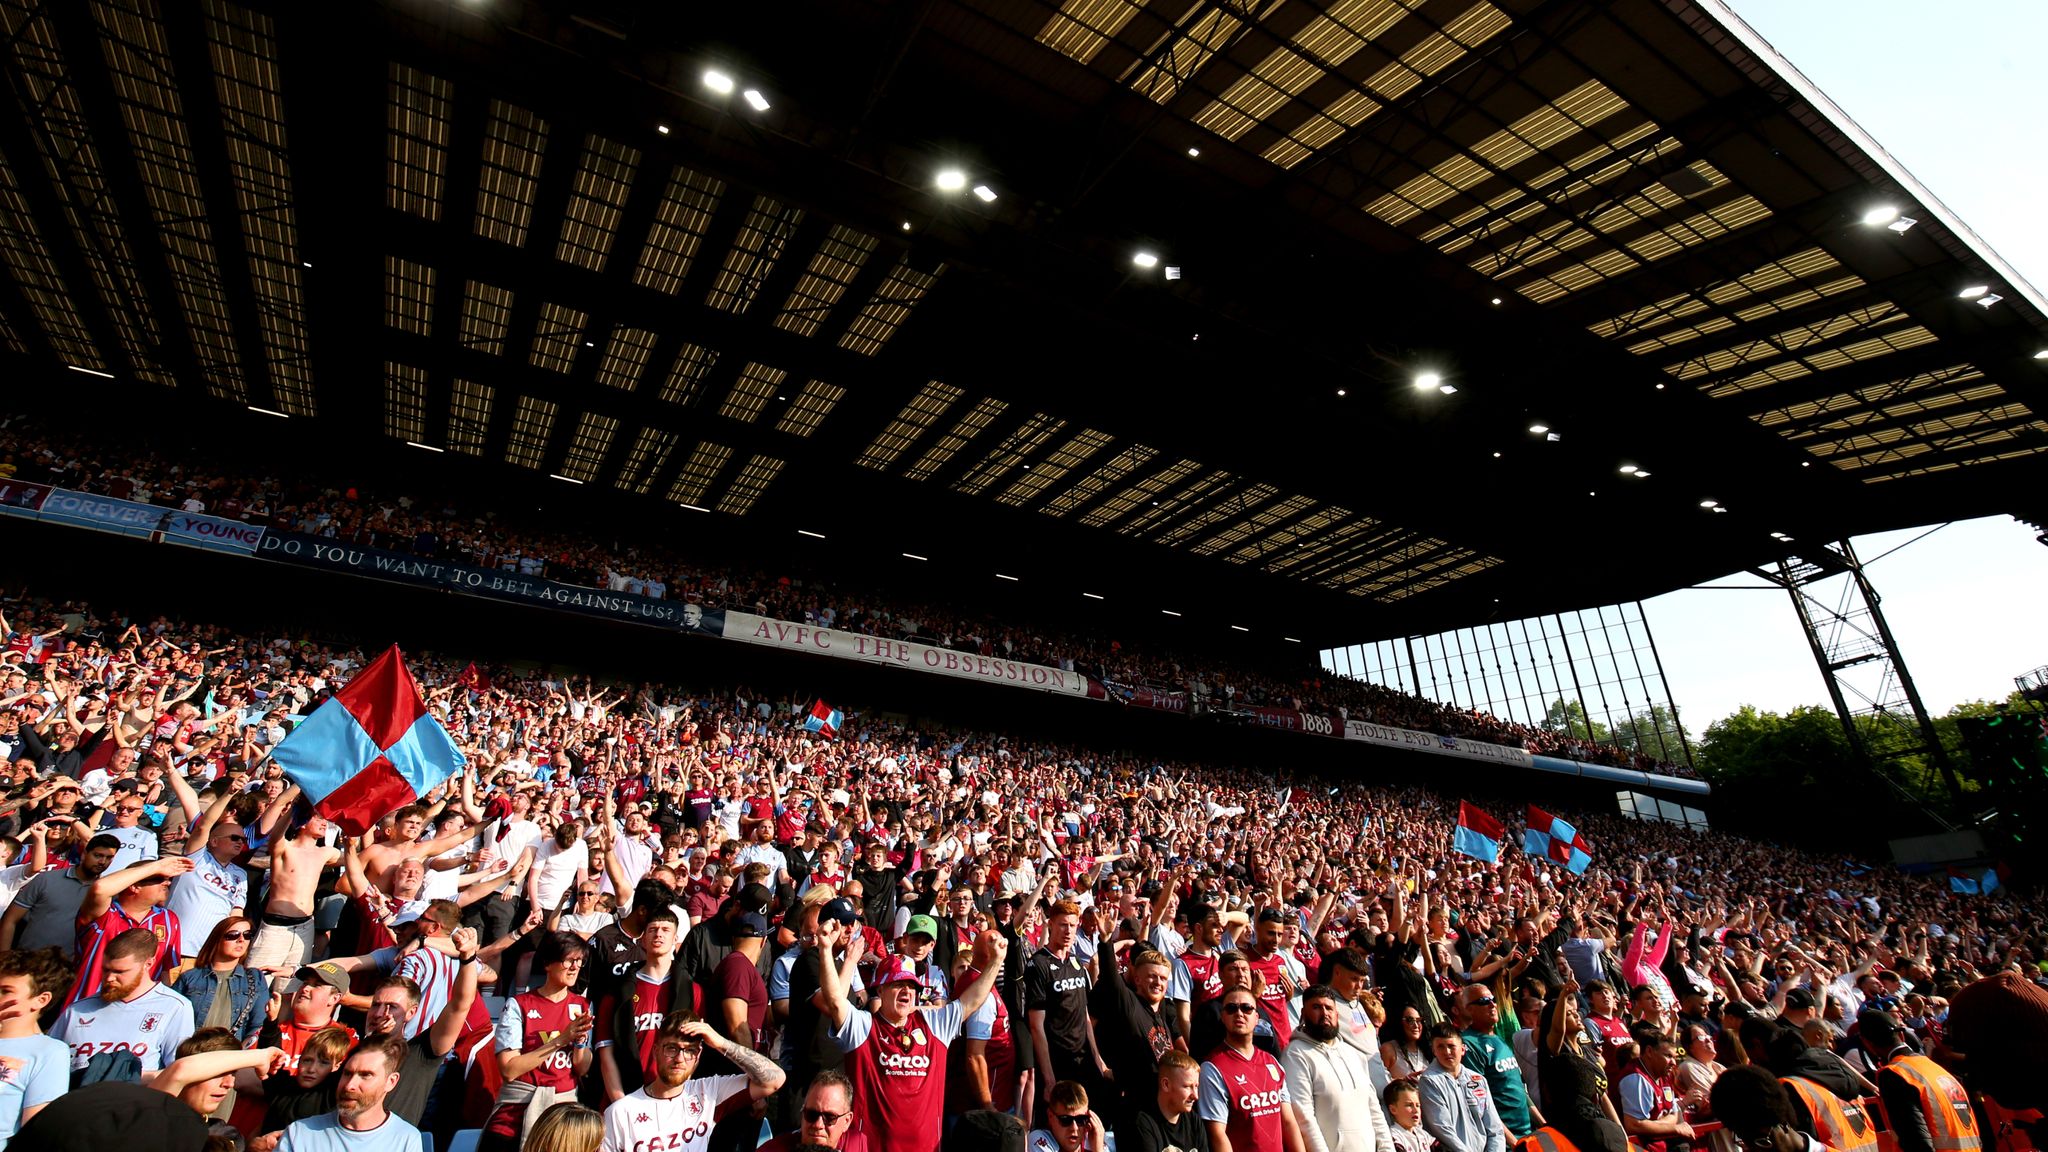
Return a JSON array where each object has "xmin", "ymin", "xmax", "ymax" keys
[
  {"xmin": 556, "ymin": 134, "xmax": 640, "ymax": 273},
  {"xmin": 717, "ymin": 453, "xmax": 785, "ymax": 515},
  {"xmin": 382, "ymin": 361, "xmax": 426, "ymax": 442},
  {"xmin": 504, "ymin": 393, "xmax": 558, "ymax": 469},
  {"xmin": 1041, "ymin": 443, "xmax": 1159, "ymax": 518},
  {"xmin": 1079, "ymin": 458, "xmax": 1201, "ymax": 528},
  {"xmin": 529, "ymin": 301, "xmax": 588, "ymax": 373},
  {"xmin": 775, "ymin": 225, "xmax": 879, "ymax": 337},
  {"xmin": 460, "ymin": 281, "xmax": 513, "ymax": 354},
  {"xmin": 839, "ymin": 258, "xmax": 942, "ymax": 356},
  {"xmin": 0, "ymin": 146, "xmax": 102, "ymax": 367},
  {"xmin": 995, "ymin": 427, "xmax": 1114, "ymax": 507},
  {"xmin": 448, "ymin": 378, "xmax": 493, "ymax": 457},
  {"xmin": 719, "ymin": 361, "xmax": 787, "ymax": 423},
  {"xmin": 1035, "ymin": 0, "xmax": 1145, "ymax": 67},
  {"xmin": 859, "ymin": 381, "xmax": 963, "ymax": 470},
  {"xmin": 386, "ymin": 62, "xmax": 450, "ymax": 220},
  {"xmin": 774, "ymin": 379, "xmax": 846, "ymax": 438},
  {"xmin": 385, "ymin": 256, "xmax": 435, "ymax": 335},
  {"xmin": 905, "ymin": 396, "xmax": 1006, "ymax": 481},
  {"xmin": 668, "ymin": 441, "xmax": 734, "ymax": 505},
  {"xmin": 632, "ymin": 164, "xmax": 724, "ymax": 295},
  {"xmin": 593, "ymin": 326, "xmax": 658, "ymax": 391},
  {"xmin": 615, "ymin": 426, "xmax": 680, "ymax": 495},
  {"xmin": 475, "ymin": 100, "xmax": 548, "ymax": 247},
  {"xmin": 659, "ymin": 342, "xmax": 720, "ymax": 406},
  {"xmin": 558, "ymin": 410, "xmax": 619, "ymax": 482},
  {"xmin": 954, "ymin": 412, "xmax": 1066, "ymax": 496},
  {"xmin": 705, "ymin": 196, "xmax": 802, "ymax": 315}
]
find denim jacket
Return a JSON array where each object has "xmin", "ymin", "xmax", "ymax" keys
[{"xmin": 172, "ymin": 964, "xmax": 271, "ymax": 1042}]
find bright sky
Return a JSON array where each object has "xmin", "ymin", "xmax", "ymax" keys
[{"xmin": 1641, "ymin": 0, "xmax": 2048, "ymax": 735}]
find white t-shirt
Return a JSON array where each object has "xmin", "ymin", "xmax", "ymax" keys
[
  {"xmin": 599, "ymin": 1077, "xmax": 750, "ymax": 1152},
  {"xmin": 165, "ymin": 848, "xmax": 249, "ymax": 955},
  {"xmin": 103, "ymin": 824, "xmax": 159, "ymax": 873},
  {"xmin": 531, "ymin": 838, "xmax": 589, "ymax": 910},
  {"xmin": 0, "ymin": 862, "xmax": 34, "ymax": 911},
  {"xmin": 53, "ymin": 983, "xmax": 195, "ymax": 1074}
]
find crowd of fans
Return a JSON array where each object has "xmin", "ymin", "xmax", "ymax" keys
[
  {"xmin": 0, "ymin": 418, "xmax": 1696, "ymax": 781},
  {"xmin": 0, "ymin": 584, "xmax": 2038, "ymax": 1152}
]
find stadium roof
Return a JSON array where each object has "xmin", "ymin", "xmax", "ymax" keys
[{"xmin": 1, "ymin": 0, "xmax": 2043, "ymax": 651}]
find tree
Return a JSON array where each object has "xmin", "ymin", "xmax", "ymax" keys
[
  {"xmin": 1610, "ymin": 703, "xmax": 1691, "ymax": 766},
  {"xmin": 1540, "ymin": 698, "xmax": 1609, "ymax": 743},
  {"xmin": 1695, "ymin": 704, "xmax": 1859, "ymax": 789}
]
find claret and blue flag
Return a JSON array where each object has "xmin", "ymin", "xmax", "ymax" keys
[
  {"xmin": 1453, "ymin": 801, "xmax": 1504, "ymax": 864},
  {"xmin": 271, "ymin": 645, "xmax": 466, "ymax": 836},
  {"xmin": 1525, "ymin": 805, "xmax": 1595, "ymax": 875},
  {"xmin": 805, "ymin": 699, "xmax": 843, "ymax": 739}
]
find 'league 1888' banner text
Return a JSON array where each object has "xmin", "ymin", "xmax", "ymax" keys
[{"xmin": 719, "ymin": 610, "xmax": 1091, "ymax": 697}]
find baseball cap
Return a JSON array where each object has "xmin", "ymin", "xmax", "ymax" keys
[
  {"xmin": 1784, "ymin": 987, "xmax": 1816, "ymax": 1010},
  {"xmin": 820, "ymin": 897, "xmax": 860, "ymax": 926},
  {"xmin": 732, "ymin": 912, "xmax": 770, "ymax": 939},
  {"xmin": 295, "ymin": 962, "xmax": 350, "ymax": 993},
  {"xmin": 872, "ymin": 956, "xmax": 921, "ymax": 986},
  {"xmin": 905, "ymin": 914, "xmax": 939, "ymax": 941},
  {"xmin": 737, "ymin": 883, "xmax": 774, "ymax": 916}
]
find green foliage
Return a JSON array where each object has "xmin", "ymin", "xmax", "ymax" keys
[
  {"xmin": 1610, "ymin": 702, "xmax": 1691, "ymax": 765},
  {"xmin": 1541, "ymin": 698, "xmax": 1609, "ymax": 743}
]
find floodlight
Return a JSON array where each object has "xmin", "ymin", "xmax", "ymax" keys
[
  {"xmin": 1887, "ymin": 217, "xmax": 1917, "ymax": 233},
  {"xmin": 702, "ymin": 70, "xmax": 735, "ymax": 94},
  {"xmin": 1187, "ymin": 147, "xmax": 1201, "ymax": 158},
  {"xmin": 1699, "ymin": 499, "xmax": 1719, "ymax": 508},
  {"xmin": 1618, "ymin": 464, "xmax": 1637, "ymax": 474},
  {"xmin": 656, "ymin": 125, "xmax": 670, "ymax": 135},
  {"xmin": 1861, "ymin": 206, "xmax": 1900, "ymax": 227},
  {"xmin": 1529, "ymin": 424, "xmax": 1548, "ymax": 434},
  {"xmin": 742, "ymin": 89, "xmax": 770, "ymax": 111},
  {"xmin": 1133, "ymin": 251, "xmax": 1159, "ymax": 268},
  {"xmin": 2035, "ymin": 350, "xmax": 2048, "ymax": 360},
  {"xmin": 935, "ymin": 168, "xmax": 968, "ymax": 192},
  {"xmin": 1546, "ymin": 432, "xmax": 1561, "ymax": 442},
  {"xmin": 1164, "ymin": 266, "xmax": 1182, "ymax": 280},
  {"xmin": 971, "ymin": 184, "xmax": 997, "ymax": 202},
  {"xmin": 1976, "ymin": 294, "xmax": 2003, "ymax": 308},
  {"xmin": 1958, "ymin": 285, "xmax": 1989, "ymax": 299},
  {"xmin": 1438, "ymin": 384, "xmax": 1457, "ymax": 395},
  {"xmin": 1415, "ymin": 372, "xmax": 1442, "ymax": 391}
]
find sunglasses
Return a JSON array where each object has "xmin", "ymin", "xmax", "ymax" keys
[
  {"xmin": 1054, "ymin": 1115, "xmax": 1090, "ymax": 1129},
  {"xmin": 221, "ymin": 931, "xmax": 253, "ymax": 941},
  {"xmin": 1222, "ymin": 1003, "xmax": 1258, "ymax": 1014},
  {"xmin": 802, "ymin": 1109, "xmax": 850, "ymax": 1125},
  {"xmin": 1469, "ymin": 996, "xmax": 1497, "ymax": 1006}
]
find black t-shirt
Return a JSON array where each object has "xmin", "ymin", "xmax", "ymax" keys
[
  {"xmin": 1121, "ymin": 1105, "xmax": 1213, "ymax": 1152},
  {"xmin": 582, "ymin": 921, "xmax": 642, "ymax": 998},
  {"xmin": 1091, "ymin": 953, "xmax": 1179, "ymax": 1115},
  {"xmin": 1024, "ymin": 948, "xmax": 1093, "ymax": 1065},
  {"xmin": 852, "ymin": 865, "xmax": 901, "ymax": 931}
]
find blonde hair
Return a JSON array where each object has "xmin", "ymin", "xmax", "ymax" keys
[{"xmin": 526, "ymin": 1102, "xmax": 603, "ymax": 1152}]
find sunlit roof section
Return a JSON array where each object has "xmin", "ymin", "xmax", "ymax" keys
[
  {"xmin": 1367, "ymin": 80, "xmax": 1628, "ymax": 228},
  {"xmin": 838, "ymin": 258, "xmax": 942, "ymax": 356},
  {"xmin": 706, "ymin": 196, "xmax": 803, "ymax": 314},
  {"xmin": 659, "ymin": 342, "xmax": 719, "ymax": 406},
  {"xmin": 1747, "ymin": 363, "xmax": 2048, "ymax": 483},
  {"xmin": 1700, "ymin": 314, "xmax": 1938, "ymax": 399},
  {"xmin": 955, "ymin": 413, "xmax": 1067, "ymax": 496},
  {"xmin": 593, "ymin": 326, "xmax": 657, "ymax": 391},
  {"xmin": 1668, "ymin": 302, "xmax": 1909, "ymax": 382},
  {"xmin": 719, "ymin": 361, "xmax": 787, "ymax": 423},
  {"xmin": 1156, "ymin": 483, "xmax": 1278, "ymax": 546},
  {"xmin": 448, "ymin": 378, "xmax": 493, "ymax": 457},
  {"xmin": 385, "ymin": 256, "xmax": 435, "ymax": 335},
  {"xmin": 529, "ymin": 302, "xmax": 587, "ymax": 373},
  {"xmin": 94, "ymin": 0, "xmax": 246, "ymax": 401},
  {"xmin": 0, "ymin": 309, "xmax": 19, "ymax": 355},
  {"xmin": 476, "ymin": 100, "xmax": 549, "ymax": 247},
  {"xmin": 1041, "ymin": 443, "xmax": 1158, "ymax": 518},
  {"xmin": 0, "ymin": 0, "xmax": 170, "ymax": 385},
  {"xmin": 1234, "ymin": 504, "xmax": 1352, "ymax": 564},
  {"xmin": 774, "ymin": 379, "xmax": 845, "ymax": 438},
  {"xmin": 668, "ymin": 441, "xmax": 733, "ymax": 505},
  {"xmin": 614, "ymin": 426, "xmax": 679, "ymax": 495},
  {"xmin": 205, "ymin": 2, "xmax": 315, "ymax": 415},
  {"xmin": 1589, "ymin": 248, "xmax": 1867, "ymax": 355},
  {"xmin": 1078, "ymin": 457, "xmax": 1201, "ymax": 528},
  {"xmin": 1128, "ymin": 6, "xmax": 1251, "ymax": 105},
  {"xmin": 858, "ymin": 381, "xmax": 963, "ymax": 470},
  {"xmin": 503, "ymin": 394, "xmax": 559, "ymax": 469},
  {"xmin": 1190, "ymin": 0, "xmax": 1417, "ymax": 143},
  {"xmin": 386, "ymin": 62, "xmax": 450, "ymax": 220},
  {"xmin": 382, "ymin": 361, "xmax": 426, "ymax": 442},
  {"xmin": 558, "ymin": 410, "xmax": 619, "ymax": 482},
  {"xmin": 775, "ymin": 225, "xmax": 879, "ymax": 337},
  {"xmin": 1260, "ymin": 2, "xmax": 1512, "ymax": 170},
  {"xmin": 994, "ymin": 427, "xmax": 1113, "ymax": 507},
  {"xmin": 1264, "ymin": 517, "xmax": 1383, "ymax": 575},
  {"xmin": 905, "ymin": 396, "xmax": 1007, "ymax": 481},
  {"xmin": 1035, "ymin": 0, "xmax": 1144, "ymax": 66},
  {"xmin": 0, "ymin": 146, "xmax": 102, "ymax": 368},
  {"xmin": 459, "ymin": 281, "xmax": 513, "ymax": 354},
  {"xmin": 1117, "ymin": 469, "xmax": 1232, "ymax": 537},
  {"xmin": 717, "ymin": 453, "xmax": 785, "ymax": 515},
  {"xmin": 632, "ymin": 164, "xmax": 724, "ymax": 294},
  {"xmin": 1373, "ymin": 552, "xmax": 1501, "ymax": 602},
  {"xmin": 556, "ymin": 134, "xmax": 640, "ymax": 273},
  {"xmin": 1191, "ymin": 493, "xmax": 1316, "ymax": 557}
]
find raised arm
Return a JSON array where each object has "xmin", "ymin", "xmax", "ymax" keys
[
  {"xmin": 813, "ymin": 919, "xmax": 859, "ymax": 1031},
  {"xmin": 427, "ymin": 927, "xmax": 484, "ymax": 1057},
  {"xmin": 80, "ymin": 855, "xmax": 194, "ymax": 924}
]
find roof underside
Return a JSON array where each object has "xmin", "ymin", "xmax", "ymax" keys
[{"xmin": 0, "ymin": 0, "xmax": 2043, "ymax": 653}]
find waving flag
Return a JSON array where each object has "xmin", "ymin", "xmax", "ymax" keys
[
  {"xmin": 271, "ymin": 645, "xmax": 466, "ymax": 836},
  {"xmin": 804, "ymin": 699, "xmax": 843, "ymax": 739},
  {"xmin": 1947, "ymin": 866, "xmax": 2000, "ymax": 895},
  {"xmin": 1524, "ymin": 805, "xmax": 1594, "ymax": 874},
  {"xmin": 1453, "ymin": 801, "xmax": 1504, "ymax": 864}
]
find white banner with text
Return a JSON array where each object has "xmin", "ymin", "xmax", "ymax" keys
[
  {"xmin": 1343, "ymin": 718, "xmax": 1535, "ymax": 768},
  {"xmin": 719, "ymin": 611, "xmax": 1093, "ymax": 697}
]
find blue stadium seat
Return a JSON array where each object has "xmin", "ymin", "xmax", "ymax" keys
[{"xmin": 447, "ymin": 1129, "xmax": 481, "ymax": 1152}]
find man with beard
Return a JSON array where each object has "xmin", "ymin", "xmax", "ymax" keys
[
  {"xmin": 1200, "ymin": 987, "xmax": 1307, "ymax": 1152},
  {"xmin": 1284, "ymin": 986, "xmax": 1394, "ymax": 1152},
  {"xmin": 53, "ymin": 926, "xmax": 195, "ymax": 1077},
  {"xmin": 299, "ymin": 926, "xmax": 483, "ymax": 1128},
  {"xmin": 598, "ymin": 1015, "xmax": 785, "ymax": 1152},
  {"xmin": 274, "ymin": 1035, "xmax": 421, "ymax": 1152}
]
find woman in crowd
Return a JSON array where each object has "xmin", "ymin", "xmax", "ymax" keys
[
  {"xmin": 172, "ymin": 915, "xmax": 270, "ymax": 1045},
  {"xmin": 1382, "ymin": 1006, "xmax": 1431, "ymax": 1082},
  {"xmin": 1537, "ymin": 987, "xmax": 1628, "ymax": 1152}
]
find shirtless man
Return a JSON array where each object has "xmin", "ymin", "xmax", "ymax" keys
[
  {"xmin": 246, "ymin": 789, "xmax": 344, "ymax": 976},
  {"xmin": 358, "ymin": 780, "xmax": 483, "ymax": 895}
]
